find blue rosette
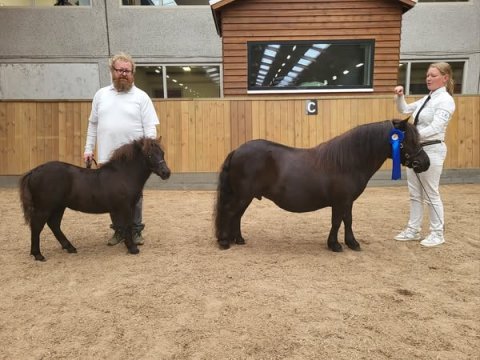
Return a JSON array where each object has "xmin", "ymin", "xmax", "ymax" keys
[{"xmin": 389, "ymin": 129, "xmax": 404, "ymax": 180}]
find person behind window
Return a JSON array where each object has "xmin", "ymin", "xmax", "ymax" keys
[
  {"xmin": 84, "ymin": 52, "xmax": 159, "ymax": 247},
  {"xmin": 54, "ymin": 0, "xmax": 73, "ymax": 5},
  {"xmin": 393, "ymin": 62, "xmax": 456, "ymax": 247}
]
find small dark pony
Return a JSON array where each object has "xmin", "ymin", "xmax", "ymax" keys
[
  {"xmin": 215, "ymin": 119, "xmax": 430, "ymax": 252},
  {"xmin": 19, "ymin": 137, "xmax": 171, "ymax": 261}
]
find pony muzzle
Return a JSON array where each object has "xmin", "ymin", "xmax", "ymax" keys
[
  {"xmin": 158, "ymin": 164, "xmax": 171, "ymax": 180},
  {"xmin": 411, "ymin": 151, "xmax": 430, "ymax": 173}
]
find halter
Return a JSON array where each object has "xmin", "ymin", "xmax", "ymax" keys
[
  {"xmin": 146, "ymin": 153, "xmax": 166, "ymax": 171},
  {"xmin": 401, "ymin": 144, "xmax": 424, "ymax": 167},
  {"xmin": 389, "ymin": 127, "xmax": 424, "ymax": 179}
]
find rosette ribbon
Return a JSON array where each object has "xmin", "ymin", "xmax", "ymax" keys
[{"xmin": 389, "ymin": 128, "xmax": 404, "ymax": 180}]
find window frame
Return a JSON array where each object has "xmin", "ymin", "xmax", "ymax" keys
[
  {"xmin": 398, "ymin": 60, "xmax": 466, "ymax": 95},
  {"xmin": 247, "ymin": 39, "xmax": 375, "ymax": 94},
  {"xmin": 135, "ymin": 64, "xmax": 223, "ymax": 99}
]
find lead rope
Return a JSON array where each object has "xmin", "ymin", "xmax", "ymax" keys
[
  {"xmin": 85, "ymin": 157, "xmax": 98, "ymax": 169},
  {"xmin": 414, "ymin": 172, "xmax": 445, "ymax": 231}
]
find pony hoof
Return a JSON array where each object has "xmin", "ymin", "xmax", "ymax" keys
[
  {"xmin": 348, "ymin": 244, "xmax": 361, "ymax": 251},
  {"xmin": 329, "ymin": 244, "xmax": 343, "ymax": 252},
  {"xmin": 235, "ymin": 238, "xmax": 245, "ymax": 245},
  {"xmin": 128, "ymin": 248, "xmax": 140, "ymax": 255},
  {"xmin": 33, "ymin": 254, "xmax": 46, "ymax": 261},
  {"xmin": 66, "ymin": 247, "xmax": 77, "ymax": 254},
  {"xmin": 218, "ymin": 241, "xmax": 230, "ymax": 250}
]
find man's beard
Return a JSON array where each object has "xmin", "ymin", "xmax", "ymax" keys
[{"xmin": 113, "ymin": 78, "xmax": 133, "ymax": 92}]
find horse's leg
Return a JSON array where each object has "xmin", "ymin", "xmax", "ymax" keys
[
  {"xmin": 217, "ymin": 198, "xmax": 238, "ymax": 249},
  {"xmin": 327, "ymin": 205, "xmax": 344, "ymax": 252},
  {"xmin": 47, "ymin": 207, "xmax": 77, "ymax": 254},
  {"xmin": 30, "ymin": 212, "xmax": 48, "ymax": 261},
  {"xmin": 217, "ymin": 202, "xmax": 235, "ymax": 249},
  {"xmin": 343, "ymin": 203, "xmax": 361, "ymax": 251},
  {"xmin": 114, "ymin": 207, "xmax": 139, "ymax": 255},
  {"xmin": 231, "ymin": 198, "xmax": 253, "ymax": 245},
  {"xmin": 217, "ymin": 195, "xmax": 251, "ymax": 249}
]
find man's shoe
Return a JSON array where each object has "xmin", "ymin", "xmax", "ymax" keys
[
  {"xmin": 420, "ymin": 232, "xmax": 445, "ymax": 247},
  {"xmin": 394, "ymin": 228, "xmax": 421, "ymax": 241},
  {"xmin": 133, "ymin": 232, "xmax": 145, "ymax": 245},
  {"xmin": 108, "ymin": 231, "xmax": 124, "ymax": 246}
]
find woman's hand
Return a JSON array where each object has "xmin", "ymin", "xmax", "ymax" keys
[
  {"xmin": 394, "ymin": 86, "xmax": 404, "ymax": 96},
  {"xmin": 83, "ymin": 152, "xmax": 93, "ymax": 162}
]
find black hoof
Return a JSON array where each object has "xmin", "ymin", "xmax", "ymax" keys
[
  {"xmin": 218, "ymin": 241, "xmax": 230, "ymax": 250},
  {"xmin": 33, "ymin": 254, "xmax": 46, "ymax": 261},
  {"xmin": 128, "ymin": 248, "xmax": 140, "ymax": 255},
  {"xmin": 328, "ymin": 243, "xmax": 343, "ymax": 252},
  {"xmin": 66, "ymin": 247, "xmax": 77, "ymax": 254},
  {"xmin": 235, "ymin": 237, "xmax": 245, "ymax": 245}
]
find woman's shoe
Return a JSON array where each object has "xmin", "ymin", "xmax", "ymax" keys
[{"xmin": 420, "ymin": 232, "xmax": 445, "ymax": 247}]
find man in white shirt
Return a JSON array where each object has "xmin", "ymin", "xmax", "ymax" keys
[{"xmin": 84, "ymin": 52, "xmax": 159, "ymax": 246}]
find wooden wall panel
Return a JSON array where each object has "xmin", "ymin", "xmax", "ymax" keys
[
  {"xmin": 0, "ymin": 96, "xmax": 478, "ymax": 175},
  {"xmin": 218, "ymin": 0, "xmax": 404, "ymax": 96}
]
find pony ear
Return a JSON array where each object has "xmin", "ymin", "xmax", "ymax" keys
[{"xmin": 393, "ymin": 117, "xmax": 410, "ymax": 131}]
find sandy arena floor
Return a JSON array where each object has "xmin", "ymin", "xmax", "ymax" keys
[{"xmin": 1, "ymin": 184, "xmax": 479, "ymax": 359}]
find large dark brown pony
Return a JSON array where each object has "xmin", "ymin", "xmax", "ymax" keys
[
  {"xmin": 215, "ymin": 119, "xmax": 430, "ymax": 252},
  {"xmin": 19, "ymin": 137, "xmax": 171, "ymax": 261}
]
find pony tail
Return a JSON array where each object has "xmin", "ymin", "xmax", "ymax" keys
[
  {"xmin": 19, "ymin": 172, "xmax": 34, "ymax": 225},
  {"xmin": 214, "ymin": 150, "xmax": 235, "ymax": 241}
]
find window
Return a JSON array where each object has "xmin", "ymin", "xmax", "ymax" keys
[
  {"xmin": 0, "ymin": 0, "xmax": 90, "ymax": 6},
  {"xmin": 398, "ymin": 61, "xmax": 465, "ymax": 95},
  {"xmin": 247, "ymin": 40, "xmax": 374, "ymax": 93},
  {"xmin": 121, "ymin": 0, "xmax": 209, "ymax": 5},
  {"xmin": 135, "ymin": 65, "xmax": 221, "ymax": 98}
]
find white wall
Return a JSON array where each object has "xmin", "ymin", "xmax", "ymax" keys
[
  {"xmin": 400, "ymin": 0, "xmax": 480, "ymax": 94},
  {"xmin": 0, "ymin": 63, "xmax": 100, "ymax": 99},
  {"xmin": 0, "ymin": 2, "xmax": 222, "ymax": 99}
]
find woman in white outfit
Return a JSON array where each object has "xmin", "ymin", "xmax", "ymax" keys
[{"xmin": 393, "ymin": 62, "xmax": 455, "ymax": 247}]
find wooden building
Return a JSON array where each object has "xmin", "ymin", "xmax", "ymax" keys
[{"xmin": 210, "ymin": 0, "xmax": 416, "ymax": 96}]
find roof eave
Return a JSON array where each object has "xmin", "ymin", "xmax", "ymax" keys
[{"xmin": 210, "ymin": 0, "xmax": 417, "ymax": 37}]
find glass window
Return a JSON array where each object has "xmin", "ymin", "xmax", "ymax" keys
[
  {"xmin": 247, "ymin": 40, "xmax": 374, "ymax": 93},
  {"xmin": 135, "ymin": 65, "xmax": 221, "ymax": 98},
  {"xmin": 121, "ymin": 0, "xmax": 209, "ymax": 5},
  {"xmin": 398, "ymin": 61, "xmax": 465, "ymax": 95},
  {"xmin": 0, "ymin": 0, "xmax": 90, "ymax": 6}
]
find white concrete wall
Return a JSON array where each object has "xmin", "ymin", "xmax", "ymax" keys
[
  {"xmin": 0, "ymin": 2, "xmax": 222, "ymax": 99},
  {"xmin": 0, "ymin": 63, "xmax": 100, "ymax": 99},
  {"xmin": 400, "ymin": 0, "xmax": 480, "ymax": 94},
  {"xmin": 0, "ymin": 1, "xmax": 478, "ymax": 98}
]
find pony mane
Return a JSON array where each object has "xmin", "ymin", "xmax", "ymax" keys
[
  {"xmin": 316, "ymin": 120, "xmax": 393, "ymax": 171},
  {"xmin": 402, "ymin": 120, "xmax": 420, "ymax": 144},
  {"xmin": 108, "ymin": 137, "xmax": 159, "ymax": 164}
]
